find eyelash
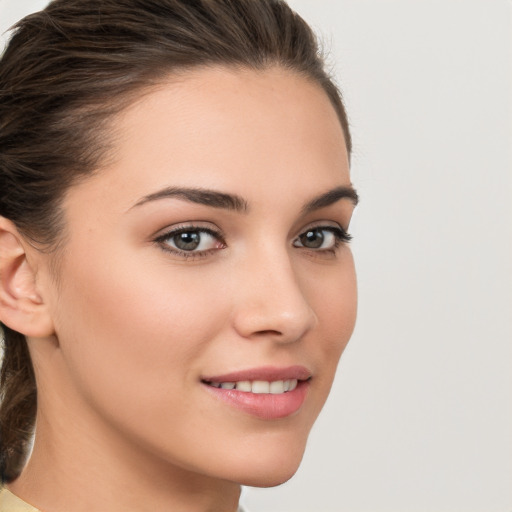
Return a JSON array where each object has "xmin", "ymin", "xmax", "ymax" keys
[
  {"xmin": 154, "ymin": 226, "xmax": 225, "ymax": 259},
  {"xmin": 154, "ymin": 224, "xmax": 352, "ymax": 259},
  {"xmin": 293, "ymin": 226, "xmax": 352, "ymax": 254}
]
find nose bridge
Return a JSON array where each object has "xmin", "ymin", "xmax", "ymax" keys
[{"xmin": 232, "ymin": 241, "xmax": 317, "ymax": 342}]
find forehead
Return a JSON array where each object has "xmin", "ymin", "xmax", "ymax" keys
[{"xmin": 67, "ymin": 66, "xmax": 350, "ymax": 214}]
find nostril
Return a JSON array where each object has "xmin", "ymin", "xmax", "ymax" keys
[{"xmin": 253, "ymin": 329, "xmax": 282, "ymax": 336}]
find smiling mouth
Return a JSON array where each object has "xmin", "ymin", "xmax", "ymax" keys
[
  {"xmin": 201, "ymin": 365, "xmax": 312, "ymax": 395},
  {"xmin": 202, "ymin": 379, "xmax": 302, "ymax": 394},
  {"xmin": 201, "ymin": 375, "xmax": 311, "ymax": 419}
]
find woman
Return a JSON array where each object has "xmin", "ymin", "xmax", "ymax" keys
[{"xmin": 0, "ymin": 0, "xmax": 358, "ymax": 510}]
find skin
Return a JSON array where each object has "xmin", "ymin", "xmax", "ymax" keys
[{"xmin": 3, "ymin": 66, "xmax": 357, "ymax": 512}]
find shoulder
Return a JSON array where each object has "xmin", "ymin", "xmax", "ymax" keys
[{"xmin": 0, "ymin": 487, "xmax": 40, "ymax": 512}]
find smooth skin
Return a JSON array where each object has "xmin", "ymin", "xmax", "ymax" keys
[{"xmin": 0, "ymin": 66, "xmax": 357, "ymax": 512}]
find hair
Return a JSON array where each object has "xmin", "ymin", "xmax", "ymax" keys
[{"xmin": 0, "ymin": 0, "xmax": 351, "ymax": 483}]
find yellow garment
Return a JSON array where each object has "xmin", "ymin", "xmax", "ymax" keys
[
  {"xmin": 0, "ymin": 487, "xmax": 40, "ymax": 512},
  {"xmin": 0, "ymin": 486, "xmax": 248, "ymax": 511}
]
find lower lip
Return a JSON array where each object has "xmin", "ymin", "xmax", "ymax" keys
[{"xmin": 202, "ymin": 380, "xmax": 310, "ymax": 420}]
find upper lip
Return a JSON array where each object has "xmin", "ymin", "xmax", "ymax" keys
[{"xmin": 201, "ymin": 365, "xmax": 312, "ymax": 383}]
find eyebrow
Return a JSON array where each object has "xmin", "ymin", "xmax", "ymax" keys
[
  {"xmin": 301, "ymin": 185, "xmax": 359, "ymax": 214},
  {"xmin": 131, "ymin": 184, "xmax": 358, "ymax": 213},
  {"xmin": 132, "ymin": 186, "xmax": 249, "ymax": 212}
]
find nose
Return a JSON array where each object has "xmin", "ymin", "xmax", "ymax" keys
[{"xmin": 231, "ymin": 248, "xmax": 317, "ymax": 344}]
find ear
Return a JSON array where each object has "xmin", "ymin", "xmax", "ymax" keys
[{"xmin": 0, "ymin": 217, "xmax": 55, "ymax": 338}]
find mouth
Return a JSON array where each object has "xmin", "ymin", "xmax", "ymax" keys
[
  {"xmin": 201, "ymin": 366, "xmax": 312, "ymax": 419},
  {"xmin": 202, "ymin": 378, "xmax": 301, "ymax": 394}
]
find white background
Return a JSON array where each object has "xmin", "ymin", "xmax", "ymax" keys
[{"xmin": 1, "ymin": 1, "xmax": 511, "ymax": 511}]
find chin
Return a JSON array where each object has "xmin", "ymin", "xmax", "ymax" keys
[
  {"xmin": 221, "ymin": 439, "xmax": 307, "ymax": 488},
  {"xmin": 238, "ymin": 467, "xmax": 300, "ymax": 488}
]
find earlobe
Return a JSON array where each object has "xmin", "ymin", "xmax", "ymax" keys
[{"xmin": 0, "ymin": 217, "xmax": 54, "ymax": 337}]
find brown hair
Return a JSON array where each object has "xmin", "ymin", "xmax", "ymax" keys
[{"xmin": 0, "ymin": 0, "xmax": 351, "ymax": 482}]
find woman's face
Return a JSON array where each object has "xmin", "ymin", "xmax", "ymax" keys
[{"xmin": 36, "ymin": 66, "xmax": 357, "ymax": 487}]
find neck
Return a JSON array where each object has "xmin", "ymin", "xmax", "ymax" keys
[{"xmin": 9, "ymin": 408, "xmax": 241, "ymax": 512}]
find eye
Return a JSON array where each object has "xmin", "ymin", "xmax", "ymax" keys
[
  {"xmin": 293, "ymin": 226, "xmax": 351, "ymax": 250},
  {"xmin": 155, "ymin": 226, "xmax": 225, "ymax": 255}
]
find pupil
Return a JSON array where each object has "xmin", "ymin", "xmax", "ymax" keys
[
  {"xmin": 302, "ymin": 229, "xmax": 323, "ymax": 248},
  {"xmin": 174, "ymin": 232, "xmax": 200, "ymax": 250}
]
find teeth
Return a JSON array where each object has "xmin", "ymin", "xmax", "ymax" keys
[
  {"xmin": 209, "ymin": 379, "xmax": 299, "ymax": 394},
  {"xmin": 252, "ymin": 381, "xmax": 270, "ymax": 394},
  {"xmin": 235, "ymin": 381, "xmax": 252, "ymax": 392},
  {"xmin": 270, "ymin": 381, "xmax": 284, "ymax": 394}
]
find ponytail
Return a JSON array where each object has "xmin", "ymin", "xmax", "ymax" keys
[{"xmin": 0, "ymin": 326, "xmax": 37, "ymax": 483}]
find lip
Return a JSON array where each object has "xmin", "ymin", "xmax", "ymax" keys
[
  {"xmin": 201, "ymin": 365, "xmax": 312, "ymax": 383},
  {"xmin": 201, "ymin": 365, "xmax": 312, "ymax": 420}
]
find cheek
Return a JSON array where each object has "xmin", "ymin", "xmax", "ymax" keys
[
  {"xmin": 51, "ymin": 246, "xmax": 228, "ymax": 412},
  {"xmin": 305, "ymin": 251, "xmax": 357, "ymax": 397},
  {"xmin": 309, "ymin": 250, "xmax": 357, "ymax": 345},
  {"xmin": 278, "ymin": 263, "xmax": 355, "ymax": 466}
]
